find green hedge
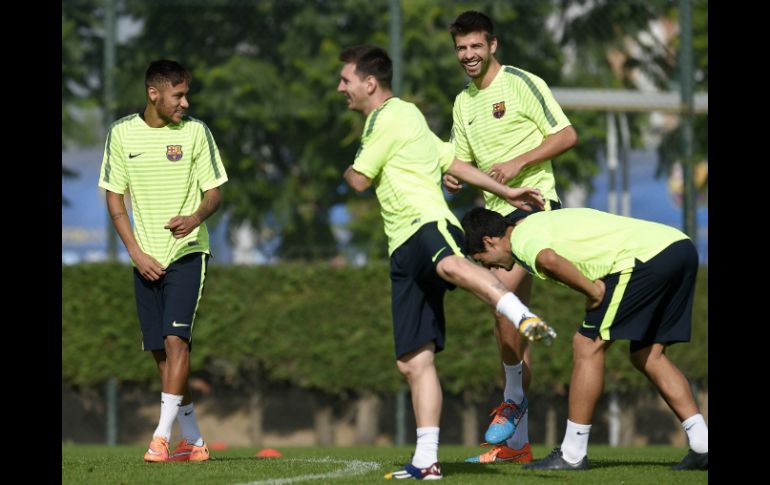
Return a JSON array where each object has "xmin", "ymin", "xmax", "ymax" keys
[{"xmin": 63, "ymin": 263, "xmax": 707, "ymax": 393}]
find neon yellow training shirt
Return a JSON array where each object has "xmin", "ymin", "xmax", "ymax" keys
[
  {"xmin": 352, "ymin": 98, "xmax": 461, "ymax": 255},
  {"xmin": 98, "ymin": 114, "xmax": 228, "ymax": 267},
  {"xmin": 451, "ymin": 65, "xmax": 571, "ymax": 216},
  {"xmin": 510, "ymin": 208, "xmax": 690, "ymax": 282}
]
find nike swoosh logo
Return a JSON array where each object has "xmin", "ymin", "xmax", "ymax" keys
[
  {"xmin": 581, "ymin": 322, "xmax": 596, "ymax": 329},
  {"xmin": 172, "ymin": 321, "xmax": 190, "ymax": 327},
  {"xmin": 497, "ymin": 451, "xmax": 529, "ymax": 462},
  {"xmin": 468, "ymin": 118, "xmax": 476, "ymax": 125},
  {"xmin": 184, "ymin": 410, "xmax": 193, "ymax": 416},
  {"xmin": 129, "ymin": 153, "xmax": 143, "ymax": 158},
  {"xmin": 685, "ymin": 424, "xmax": 695, "ymax": 431},
  {"xmin": 431, "ymin": 247, "xmax": 447, "ymax": 262},
  {"xmin": 577, "ymin": 431, "xmax": 589, "ymax": 435}
]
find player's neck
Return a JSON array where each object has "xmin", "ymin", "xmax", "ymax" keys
[
  {"xmin": 474, "ymin": 60, "xmax": 501, "ymax": 90},
  {"xmin": 363, "ymin": 90, "xmax": 396, "ymax": 117},
  {"xmin": 142, "ymin": 104, "xmax": 170, "ymax": 128},
  {"xmin": 505, "ymin": 225, "xmax": 516, "ymax": 239}
]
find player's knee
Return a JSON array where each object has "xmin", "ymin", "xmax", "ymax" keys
[
  {"xmin": 164, "ymin": 335, "xmax": 190, "ymax": 353},
  {"xmin": 396, "ymin": 349, "xmax": 434, "ymax": 378},
  {"xmin": 571, "ymin": 332, "xmax": 585, "ymax": 356},
  {"xmin": 436, "ymin": 255, "xmax": 464, "ymax": 282},
  {"xmin": 571, "ymin": 333, "xmax": 600, "ymax": 362},
  {"xmin": 629, "ymin": 347, "xmax": 654, "ymax": 373},
  {"xmin": 396, "ymin": 359, "xmax": 417, "ymax": 378}
]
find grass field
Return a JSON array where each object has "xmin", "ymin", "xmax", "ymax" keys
[{"xmin": 62, "ymin": 444, "xmax": 707, "ymax": 484}]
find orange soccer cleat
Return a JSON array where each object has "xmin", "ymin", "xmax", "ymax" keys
[
  {"xmin": 169, "ymin": 440, "xmax": 210, "ymax": 462},
  {"xmin": 143, "ymin": 436, "xmax": 170, "ymax": 463},
  {"xmin": 465, "ymin": 442, "xmax": 533, "ymax": 463}
]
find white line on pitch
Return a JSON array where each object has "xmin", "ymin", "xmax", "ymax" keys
[{"xmin": 233, "ymin": 457, "xmax": 381, "ymax": 485}]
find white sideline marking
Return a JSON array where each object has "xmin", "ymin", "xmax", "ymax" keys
[{"xmin": 234, "ymin": 457, "xmax": 381, "ymax": 485}]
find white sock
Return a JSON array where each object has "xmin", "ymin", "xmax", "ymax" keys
[
  {"xmin": 682, "ymin": 413, "xmax": 708, "ymax": 453},
  {"xmin": 503, "ymin": 361, "xmax": 529, "ymax": 449},
  {"xmin": 177, "ymin": 403, "xmax": 204, "ymax": 446},
  {"xmin": 153, "ymin": 392, "xmax": 183, "ymax": 441},
  {"xmin": 495, "ymin": 292, "xmax": 533, "ymax": 328},
  {"xmin": 412, "ymin": 427, "xmax": 440, "ymax": 468},
  {"xmin": 561, "ymin": 420, "xmax": 591, "ymax": 464}
]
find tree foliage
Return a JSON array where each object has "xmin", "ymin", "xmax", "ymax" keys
[{"xmin": 61, "ymin": 0, "xmax": 707, "ymax": 259}]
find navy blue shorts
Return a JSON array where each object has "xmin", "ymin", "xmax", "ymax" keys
[
  {"xmin": 504, "ymin": 199, "xmax": 561, "ymax": 224},
  {"xmin": 578, "ymin": 239, "xmax": 698, "ymax": 352},
  {"xmin": 389, "ymin": 220, "xmax": 465, "ymax": 359},
  {"xmin": 133, "ymin": 252, "xmax": 209, "ymax": 351}
]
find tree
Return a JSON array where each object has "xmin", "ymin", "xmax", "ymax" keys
[
  {"xmin": 63, "ymin": 0, "xmax": 694, "ymax": 259},
  {"xmin": 656, "ymin": 0, "xmax": 708, "ymax": 190},
  {"xmin": 62, "ymin": 0, "xmax": 109, "ymax": 206},
  {"xmin": 557, "ymin": 0, "xmax": 708, "ymax": 193}
]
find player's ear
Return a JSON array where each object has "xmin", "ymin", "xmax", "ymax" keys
[
  {"xmin": 489, "ymin": 36, "xmax": 498, "ymax": 55},
  {"xmin": 365, "ymin": 75, "xmax": 377, "ymax": 95},
  {"xmin": 147, "ymin": 85, "xmax": 159, "ymax": 102},
  {"xmin": 482, "ymin": 235, "xmax": 495, "ymax": 251}
]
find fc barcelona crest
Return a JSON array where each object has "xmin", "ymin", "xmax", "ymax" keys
[
  {"xmin": 492, "ymin": 101, "xmax": 506, "ymax": 119},
  {"xmin": 166, "ymin": 145, "xmax": 183, "ymax": 161}
]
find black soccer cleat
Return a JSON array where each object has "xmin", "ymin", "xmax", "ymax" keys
[
  {"xmin": 522, "ymin": 447, "xmax": 589, "ymax": 471},
  {"xmin": 672, "ymin": 449, "xmax": 708, "ymax": 470}
]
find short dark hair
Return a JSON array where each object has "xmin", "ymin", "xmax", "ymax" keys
[
  {"xmin": 339, "ymin": 44, "xmax": 392, "ymax": 90},
  {"xmin": 145, "ymin": 59, "xmax": 191, "ymax": 89},
  {"xmin": 461, "ymin": 207, "xmax": 510, "ymax": 254},
  {"xmin": 449, "ymin": 11, "xmax": 495, "ymax": 43}
]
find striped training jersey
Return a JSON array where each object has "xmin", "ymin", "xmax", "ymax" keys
[
  {"xmin": 450, "ymin": 65, "xmax": 571, "ymax": 216},
  {"xmin": 352, "ymin": 97, "xmax": 461, "ymax": 256},
  {"xmin": 98, "ymin": 113, "xmax": 228, "ymax": 267},
  {"xmin": 509, "ymin": 208, "xmax": 690, "ymax": 283}
]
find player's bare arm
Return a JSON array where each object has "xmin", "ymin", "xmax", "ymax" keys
[
  {"xmin": 106, "ymin": 190, "xmax": 166, "ymax": 281},
  {"xmin": 488, "ymin": 125, "xmax": 578, "ymax": 184},
  {"xmin": 442, "ymin": 158, "xmax": 471, "ymax": 193},
  {"xmin": 446, "ymin": 159, "xmax": 544, "ymax": 210},
  {"xmin": 344, "ymin": 165, "xmax": 372, "ymax": 192},
  {"xmin": 534, "ymin": 247, "xmax": 603, "ymax": 311},
  {"xmin": 165, "ymin": 187, "xmax": 221, "ymax": 239}
]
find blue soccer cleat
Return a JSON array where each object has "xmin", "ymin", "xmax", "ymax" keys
[
  {"xmin": 483, "ymin": 396, "xmax": 528, "ymax": 444},
  {"xmin": 384, "ymin": 462, "xmax": 442, "ymax": 480}
]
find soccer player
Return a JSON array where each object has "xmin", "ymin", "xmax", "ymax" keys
[
  {"xmin": 461, "ymin": 206, "xmax": 708, "ymax": 471},
  {"xmin": 338, "ymin": 44, "xmax": 556, "ymax": 480},
  {"xmin": 98, "ymin": 59, "xmax": 228, "ymax": 463},
  {"xmin": 444, "ymin": 10, "xmax": 578, "ymax": 464}
]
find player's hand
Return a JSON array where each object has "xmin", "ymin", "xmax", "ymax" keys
[
  {"xmin": 504, "ymin": 187, "xmax": 545, "ymax": 211},
  {"xmin": 586, "ymin": 279, "xmax": 606, "ymax": 311},
  {"xmin": 131, "ymin": 250, "xmax": 166, "ymax": 281},
  {"xmin": 165, "ymin": 214, "xmax": 202, "ymax": 239},
  {"xmin": 488, "ymin": 159, "xmax": 523, "ymax": 185},
  {"xmin": 443, "ymin": 173, "xmax": 463, "ymax": 193},
  {"xmin": 519, "ymin": 315, "xmax": 557, "ymax": 346}
]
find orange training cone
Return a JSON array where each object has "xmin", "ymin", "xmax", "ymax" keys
[{"xmin": 256, "ymin": 448, "xmax": 283, "ymax": 458}]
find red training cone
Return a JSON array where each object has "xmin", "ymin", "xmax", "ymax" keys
[{"xmin": 256, "ymin": 448, "xmax": 283, "ymax": 458}]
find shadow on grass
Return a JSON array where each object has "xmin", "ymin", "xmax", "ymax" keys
[
  {"xmin": 205, "ymin": 457, "xmax": 291, "ymax": 462},
  {"xmin": 380, "ymin": 461, "xmax": 503, "ymax": 478},
  {"xmin": 588, "ymin": 459, "xmax": 681, "ymax": 469}
]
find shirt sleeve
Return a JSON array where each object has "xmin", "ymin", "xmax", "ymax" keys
[
  {"xmin": 97, "ymin": 123, "xmax": 128, "ymax": 194},
  {"xmin": 351, "ymin": 110, "xmax": 396, "ymax": 180},
  {"xmin": 450, "ymin": 94, "xmax": 474, "ymax": 162},
  {"xmin": 515, "ymin": 74, "xmax": 571, "ymax": 136},
  {"xmin": 432, "ymin": 133, "xmax": 455, "ymax": 173},
  {"xmin": 193, "ymin": 121, "xmax": 228, "ymax": 191},
  {"xmin": 511, "ymin": 230, "xmax": 550, "ymax": 280}
]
